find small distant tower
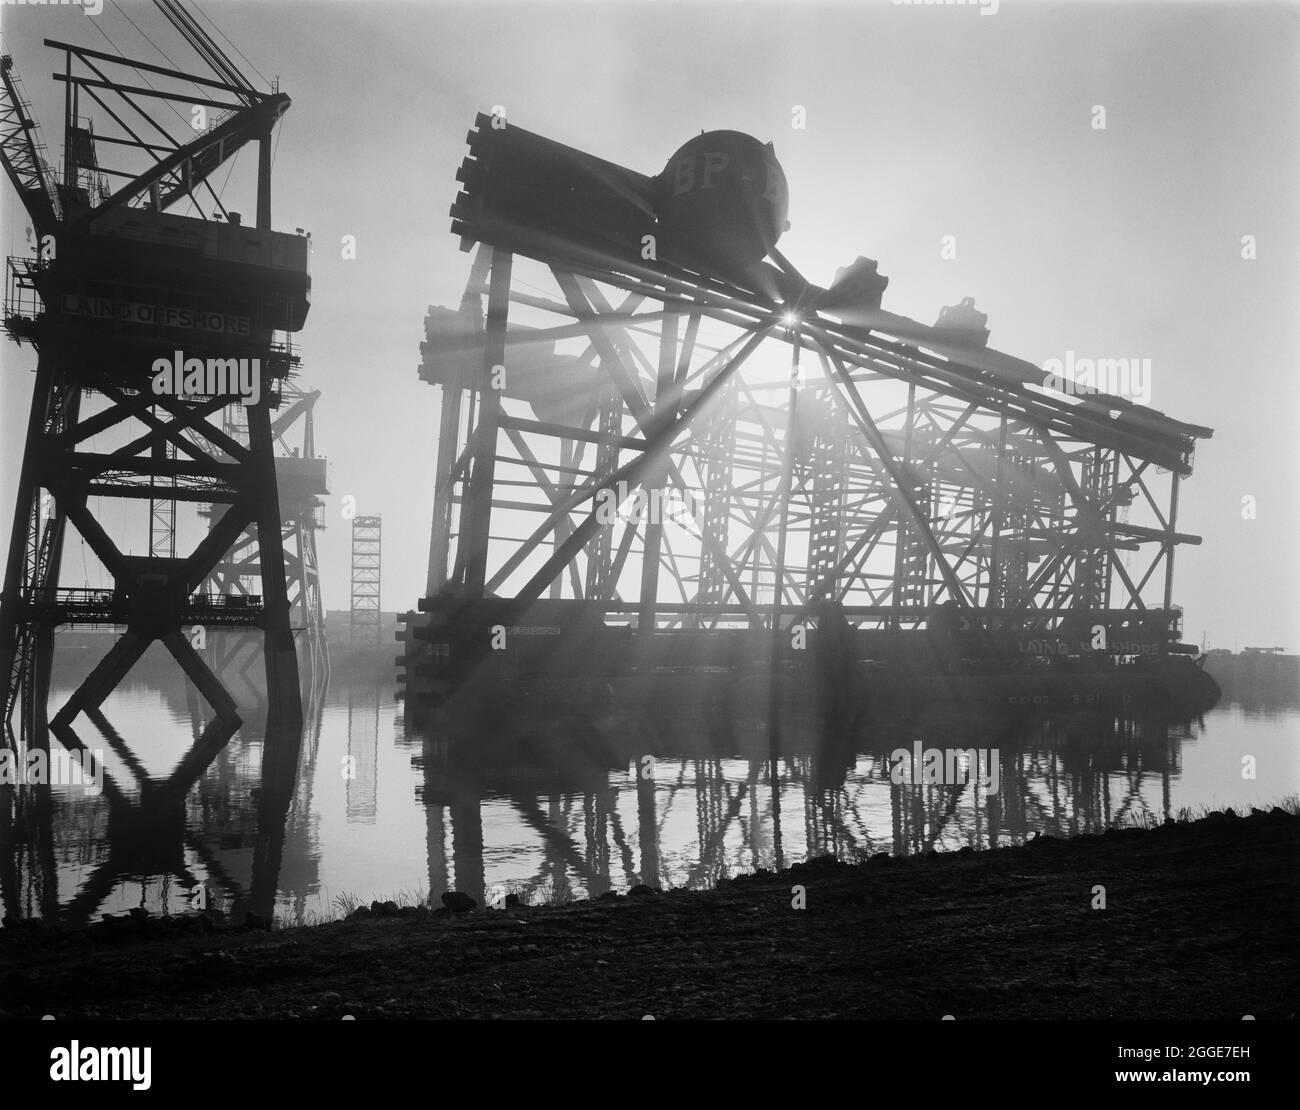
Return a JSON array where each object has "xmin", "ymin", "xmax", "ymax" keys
[{"xmin": 350, "ymin": 516, "xmax": 382, "ymax": 647}]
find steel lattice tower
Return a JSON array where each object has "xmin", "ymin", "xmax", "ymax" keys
[
  {"xmin": 0, "ymin": 31, "xmax": 310, "ymax": 751},
  {"xmin": 350, "ymin": 516, "xmax": 382, "ymax": 647}
]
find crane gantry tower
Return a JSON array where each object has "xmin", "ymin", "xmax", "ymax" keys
[{"xmin": 0, "ymin": 2, "xmax": 311, "ymax": 754}]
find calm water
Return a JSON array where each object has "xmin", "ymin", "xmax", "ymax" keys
[{"xmin": 2, "ymin": 647, "xmax": 1297, "ymax": 925}]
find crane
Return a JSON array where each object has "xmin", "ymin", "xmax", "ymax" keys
[
  {"xmin": 0, "ymin": 0, "xmax": 284, "ymax": 243},
  {"xmin": 0, "ymin": 1, "xmax": 311, "ymax": 747},
  {"xmin": 0, "ymin": 52, "xmax": 62, "ymax": 238}
]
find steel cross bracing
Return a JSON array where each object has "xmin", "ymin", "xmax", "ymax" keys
[
  {"xmin": 0, "ymin": 369, "xmax": 289, "ymax": 734},
  {"xmin": 408, "ymin": 250, "xmax": 1206, "ymax": 631},
  {"xmin": 0, "ymin": 32, "xmax": 310, "ymax": 758},
  {"xmin": 198, "ymin": 384, "xmax": 330, "ymax": 681},
  {"xmin": 397, "ymin": 117, "xmax": 1212, "ymax": 704}
]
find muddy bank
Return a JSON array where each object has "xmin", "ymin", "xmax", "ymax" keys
[{"xmin": 2, "ymin": 809, "xmax": 1295, "ymax": 1020}]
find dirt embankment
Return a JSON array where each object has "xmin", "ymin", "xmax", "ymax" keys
[{"xmin": 2, "ymin": 809, "xmax": 1296, "ymax": 1020}]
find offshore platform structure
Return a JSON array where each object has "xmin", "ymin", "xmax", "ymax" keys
[
  {"xmin": 397, "ymin": 119, "xmax": 1214, "ymax": 715},
  {"xmin": 0, "ymin": 5, "xmax": 311, "ymax": 749}
]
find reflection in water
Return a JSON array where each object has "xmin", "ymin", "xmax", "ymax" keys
[
  {"xmin": 346, "ymin": 686, "xmax": 379, "ymax": 825},
  {"xmin": 0, "ymin": 653, "xmax": 1294, "ymax": 924},
  {"xmin": 404, "ymin": 697, "xmax": 1192, "ymax": 906},
  {"xmin": 1, "ymin": 650, "xmax": 323, "ymax": 926}
]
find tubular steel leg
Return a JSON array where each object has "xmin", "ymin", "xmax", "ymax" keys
[
  {"xmin": 638, "ymin": 312, "xmax": 678, "ymax": 639},
  {"xmin": 247, "ymin": 403, "xmax": 303, "ymax": 736},
  {"xmin": 0, "ymin": 361, "xmax": 53, "ymax": 728},
  {"xmin": 461, "ymin": 248, "xmax": 512, "ymax": 598},
  {"xmin": 1163, "ymin": 470, "xmax": 1181, "ymax": 612}
]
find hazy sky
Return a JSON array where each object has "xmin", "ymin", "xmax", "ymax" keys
[{"xmin": 1, "ymin": 0, "xmax": 1297, "ymax": 650}]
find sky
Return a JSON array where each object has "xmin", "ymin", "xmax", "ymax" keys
[{"xmin": 0, "ymin": 0, "xmax": 1297, "ymax": 651}]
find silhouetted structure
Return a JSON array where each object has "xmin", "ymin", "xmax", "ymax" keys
[
  {"xmin": 199, "ymin": 383, "xmax": 330, "ymax": 683},
  {"xmin": 400, "ymin": 116, "xmax": 1216, "ymax": 717},
  {"xmin": 0, "ymin": 27, "xmax": 310, "ymax": 751}
]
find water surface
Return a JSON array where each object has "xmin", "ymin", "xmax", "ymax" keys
[{"xmin": 2, "ymin": 648, "xmax": 1295, "ymax": 926}]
